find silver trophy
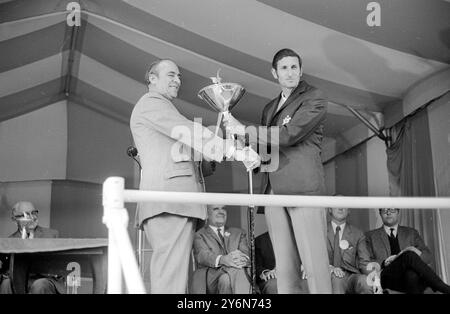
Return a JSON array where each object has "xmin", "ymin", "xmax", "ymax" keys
[
  {"xmin": 198, "ymin": 70, "xmax": 245, "ymax": 137},
  {"xmin": 198, "ymin": 71, "xmax": 257, "ymax": 294}
]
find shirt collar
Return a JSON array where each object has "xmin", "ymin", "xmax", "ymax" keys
[
  {"xmin": 384, "ymin": 224, "xmax": 399, "ymax": 236},
  {"xmin": 209, "ymin": 225, "xmax": 224, "ymax": 234},
  {"xmin": 331, "ymin": 221, "xmax": 346, "ymax": 234}
]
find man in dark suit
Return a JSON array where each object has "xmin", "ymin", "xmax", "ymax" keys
[
  {"xmin": 366, "ymin": 208, "xmax": 450, "ymax": 294},
  {"xmin": 327, "ymin": 206, "xmax": 372, "ymax": 294},
  {"xmin": 255, "ymin": 231, "xmax": 277, "ymax": 294},
  {"xmin": 224, "ymin": 48, "xmax": 331, "ymax": 293},
  {"xmin": 0, "ymin": 201, "xmax": 64, "ymax": 294},
  {"xmin": 190, "ymin": 205, "xmax": 251, "ymax": 294},
  {"xmin": 255, "ymin": 231, "xmax": 308, "ymax": 294}
]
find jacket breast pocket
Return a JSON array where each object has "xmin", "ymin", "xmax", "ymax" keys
[{"xmin": 164, "ymin": 163, "xmax": 194, "ymax": 179}]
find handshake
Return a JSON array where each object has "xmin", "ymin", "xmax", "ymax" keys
[{"xmin": 222, "ymin": 112, "xmax": 261, "ymax": 171}]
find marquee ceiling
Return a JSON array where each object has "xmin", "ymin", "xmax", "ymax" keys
[{"xmin": 1, "ymin": 0, "xmax": 449, "ymax": 141}]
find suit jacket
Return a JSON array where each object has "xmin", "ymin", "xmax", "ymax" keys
[
  {"xmin": 256, "ymin": 80, "xmax": 327, "ymax": 196},
  {"xmin": 327, "ymin": 223, "xmax": 371, "ymax": 275},
  {"xmin": 190, "ymin": 225, "xmax": 250, "ymax": 293},
  {"xmin": 8, "ymin": 226, "xmax": 65, "ymax": 294},
  {"xmin": 365, "ymin": 226, "xmax": 432, "ymax": 267},
  {"xmin": 130, "ymin": 92, "xmax": 224, "ymax": 225},
  {"xmin": 10, "ymin": 225, "xmax": 59, "ymax": 239},
  {"xmin": 255, "ymin": 232, "xmax": 275, "ymax": 285}
]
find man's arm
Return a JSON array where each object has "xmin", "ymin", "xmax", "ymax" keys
[
  {"xmin": 134, "ymin": 97, "xmax": 225, "ymax": 162},
  {"xmin": 411, "ymin": 229, "xmax": 432, "ymax": 265},
  {"xmin": 193, "ymin": 233, "xmax": 221, "ymax": 268},
  {"xmin": 356, "ymin": 234, "xmax": 372, "ymax": 275}
]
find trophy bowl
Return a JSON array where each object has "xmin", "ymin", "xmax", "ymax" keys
[{"xmin": 198, "ymin": 82, "xmax": 245, "ymax": 113}]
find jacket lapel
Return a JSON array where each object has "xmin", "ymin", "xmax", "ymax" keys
[
  {"xmin": 268, "ymin": 80, "xmax": 308, "ymax": 126},
  {"xmin": 206, "ymin": 225, "xmax": 226, "ymax": 252},
  {"xmin": 327, "ymin": 223, "xmax": 335, "ymax": 249},
  {"xmin": 342, "ymin": 224, "xmax": 351, "ymax": 243},
  {"xmin": 265, "ymin": 97, "xmax": 280, "ymax": 126},
  {"xmin": 377, "ymin": 228, "xmax": 391, "ymax": 256},
  {"xmin": 397, "ymin": 226, "xmax": 406, "ymax": 250}
]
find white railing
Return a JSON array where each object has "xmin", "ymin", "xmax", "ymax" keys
[{"xmin": 102, "ymin": 176, "xmax": 450, "ymax": 294}]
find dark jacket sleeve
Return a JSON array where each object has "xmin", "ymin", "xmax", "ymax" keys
[
  {"xmin": 412, "ymin": 229, "xmax": 432, "ymax": 265},
  {"xmin": 356, "ymin": 233, "xmax": 372, "ymax": 274},
  {"xmin": 365, "ymin": 232, "xmax": 381, "ymax": 266},
  {"xmin": 255, "ymin": 236, "xmax": 264, "ymax": 280}
]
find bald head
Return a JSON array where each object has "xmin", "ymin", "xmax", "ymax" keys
[{"xmin": 12, "ymin": 201, "xmax": 36, "ymax": 215}]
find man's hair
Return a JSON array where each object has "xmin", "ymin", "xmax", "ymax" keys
[
  {"xmin": 379, "ymin": 208, "xmax": 400, "ymax": 213},
  {"xmin": 272, "ymin": 48, "xmax": 302, "ymax": 70},
  {"xmin": 144, "ymin": 59, "xmax": 175, "ymax": 85}
]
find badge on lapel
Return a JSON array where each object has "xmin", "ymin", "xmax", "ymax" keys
[
  {"xmin": 282, "ymin": 115, "xmax": 291, "ymax": 126},
  {"xmin": 339, "ymin": 240, "xmax": 349, "ymax": 250},
  {"xmin": 224, "ymin": 231, "xmax": 231, "ymax": 237}
]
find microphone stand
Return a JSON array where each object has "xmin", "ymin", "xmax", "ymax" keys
[{"xmin": 126, "ymin": 146, "xmax": 144, "ymax": 275}]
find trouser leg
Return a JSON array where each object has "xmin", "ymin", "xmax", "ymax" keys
[
  {"xmin": 144, "ymin": 214, "xmax": 196, "ymax": 294},
  {"xmin": 289, "ymin": 207, "xmax": 332, "ymax": 294}
]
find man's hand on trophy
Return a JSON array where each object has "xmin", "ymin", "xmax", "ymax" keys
[
  {"xmin": 234, "ymin": 146, "xmax": 261, "ymax": 171},
  {"xmin": 222, "ymin": 112, "xmax": 246, "ymax": 138}
]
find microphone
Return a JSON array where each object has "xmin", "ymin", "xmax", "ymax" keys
[
  {"xmin": 127, "ymin": 146, "xmax": 138, "ymax": 157},
  {"xmin": 126, "ymin": 146, "xmax": 141, "ymax": 169}
]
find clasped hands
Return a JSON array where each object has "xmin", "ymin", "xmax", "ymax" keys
[
  {"xmin": 222, "ymin": 112, "xmax": 261, "ymax": 171},
  {"xmin": 220, "ymin": 249, "xmax": 250, "ymax": 269}
]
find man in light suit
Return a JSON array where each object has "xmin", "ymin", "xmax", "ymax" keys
[
  {"xmin": 0, "ymin": 201, "xmax": 64, "ymax": 294},
  {"xmin": 326, "ymin": 206, "xmax": 372, "ymax": 294},
  {"xmin": 130, "ymin": 59, "xmax": 259, "ymax": 293},
  {"xmin": 224, "ymin": 49, "xmax": 331, "ymax": 293},
  {"xmin": 366, "ymin": 208, "xmax": 450, "ymax": 294},
  {"xmin": 190, "ymin": 205, "xmax": 251, "ymax": 294}
]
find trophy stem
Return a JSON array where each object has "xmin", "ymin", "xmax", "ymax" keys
[{"xmin": 214, "ymin": 112, "xmax": 223, "ymax": 138}]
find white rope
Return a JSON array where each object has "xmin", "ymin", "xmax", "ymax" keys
[
  {"xmin": 124, "ymin": 190, "xmax": 450, "ymax": 209},
  {"xmin": 103, "ymin": 177, "xmax": 450, "ymax": 294}
]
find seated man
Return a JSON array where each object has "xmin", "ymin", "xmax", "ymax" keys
[
  {"xmin": 255, "ymin": 231, "xmax": 277, "ymax": 294},
  {"xmin": 327, "ymin": 206, "xmax": 373, "ymax": 294},
  {"xmin": 255, "ymin": 231, "xmax": 308, "ymax": 294},
  {"xmin": 366, "ymin": 208, "xmax": 450, "ymax": 294},
  {"xmin": 0, "ymin": 201, "xmax": 65, "ymax": 294},
  {"xmin": 190, "ymin": 204, "xmax": 251, "ymax": 294}
]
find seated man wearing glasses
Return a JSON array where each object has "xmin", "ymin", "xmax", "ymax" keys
[
  {"xmin": 365, "ymin": 208, "xmax": 450, "ymax": 294},
  {"xmin": 0, "ymin": 201, "xmax": 64, "ymax": 294}
]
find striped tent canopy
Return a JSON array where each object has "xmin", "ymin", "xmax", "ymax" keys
[{"xmin": 1, "ymin": 0, "xmax": 449, "ymax": 154}]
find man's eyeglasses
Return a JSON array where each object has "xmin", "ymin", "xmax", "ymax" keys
[
  {"xmin": 380, "ymin": 208, "xmax": 399, "ymax": 214},
  {"xmin": 13, "ymin": 210, "xmax": 39, "ymax": 219}
]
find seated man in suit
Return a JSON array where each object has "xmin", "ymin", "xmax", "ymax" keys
[
  {"xmin": 190, "ymin": 204, "xmax": 251, "ymax": 294},
  {"xmin": 366, "ymin": 208, "xmax": 450, "ymax": 294},
  {"xmin": 327, "ymin": 206, "xmax": 373, "ymax": 294},
  {"xmin": 255, "ymin": 231, "xmax": 308, "ymax": 294},
  {"xmin": 255, "ymin": 231, "xmax": 277, "ymax": 294},
  {"xmin": 0, "ymin": 201, "xmax": 65, "ymax": 294}
]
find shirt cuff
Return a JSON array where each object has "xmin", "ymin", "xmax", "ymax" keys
[{"xmin": 215, "ymin": 255, "xmax": 222, "ymax": 268}]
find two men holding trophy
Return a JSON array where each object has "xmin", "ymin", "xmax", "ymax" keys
[
  {"xmin": 130, "ymin": 59, "xmax": 259, "ymax": 293},
  {"xmin": 130, "ymin": 48, "xmax": 331, "ymax": 294}
]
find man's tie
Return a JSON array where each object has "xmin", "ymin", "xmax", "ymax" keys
[
  {"xmin": 333, "ymin": 225, "xmax": 342, "ymax": 267},
  {"xmin": 389, "ymin": 228, "xmax": 395, "ymax": 238},
  {"xmin": 218, "ymin": 227, "xmax": 226, "ymax": 246}
]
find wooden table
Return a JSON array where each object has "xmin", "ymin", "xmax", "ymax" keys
[{"xmin": 0, "ymin": 238, "xmax": 108, "ymax": 294}]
